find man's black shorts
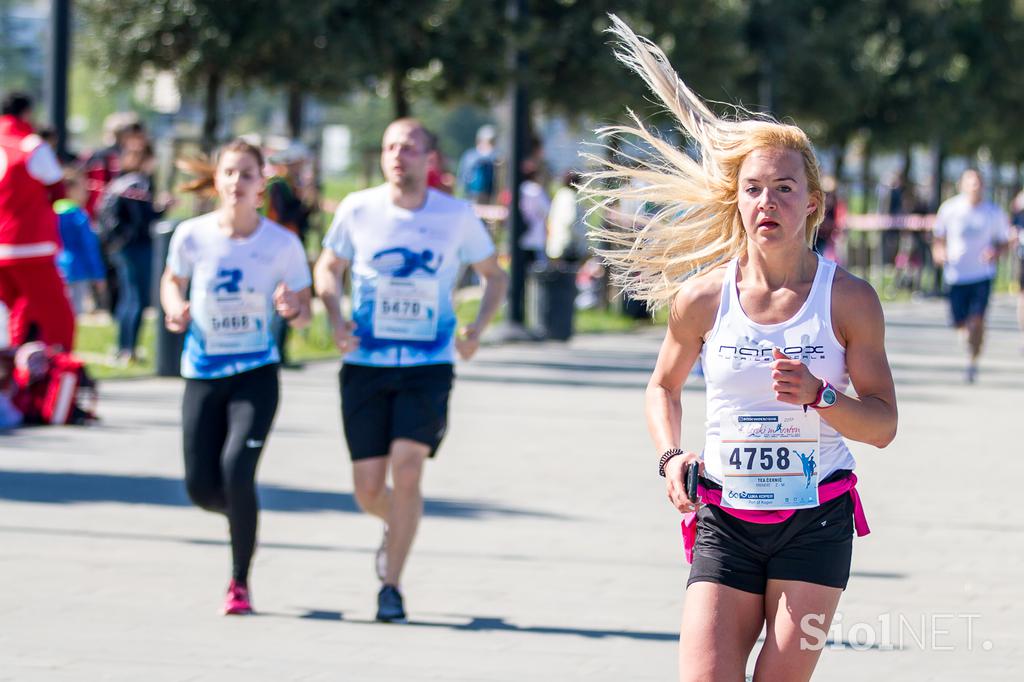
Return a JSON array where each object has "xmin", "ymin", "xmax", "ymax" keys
[
  {"xmin": 340, "ymin": 362, "xmax": 454, "ymax": 461},
  {"xmin": 948, "ymin": 278, "xmax": 992, "ymax": 327},
  {"xmin": 687, "ymin": 490, "xmax": 855, "ymax": 595}
]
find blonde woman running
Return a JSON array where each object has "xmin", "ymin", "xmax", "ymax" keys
[{"xmin": 585, "ymin": 18, "xmax": 898, "ymax": 682}]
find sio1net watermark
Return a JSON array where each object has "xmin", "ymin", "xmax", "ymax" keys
[{"xmin": 800, "ymin": 612, "xmax": 993, "ymax": 652}]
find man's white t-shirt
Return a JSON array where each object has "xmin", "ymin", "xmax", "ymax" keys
[
  {"xmin": 167, "ymin": 213, "xmax": 312, "ymax": 379},
  {"xmin": 933, "ymin": 194, "xmax": 1011, "ymax": 285},
  {"xmin": 323, "ymin": 185, "xmax": 496, "ymax": 367}
]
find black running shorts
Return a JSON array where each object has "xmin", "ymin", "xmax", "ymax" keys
[
  {"xmin": 339, "ymin": 362, "xmax": 454, "ymax": 461},
  {"xmin": 948, "ymin": 278, "xmax": 992, "ymax": 327},
  {"xmin": 687, "ymin": 490, "xmax": 855, "ymax": 595}
]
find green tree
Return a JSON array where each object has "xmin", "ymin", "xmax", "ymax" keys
[{"xmin": 79, "ymin": 0, "xmax": 279, "ymax": 149}]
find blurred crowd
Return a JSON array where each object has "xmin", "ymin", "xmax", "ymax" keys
[
  {"xmin": 0, "ymin": 92, "xmax": 326, "ymax": 429},
  {"xmin": 0, "ymin": 88, "xmax": 596, "ymax": 431},
  {"xmin": 8, "ymin": 82, "xmax": 1019, "ymax": 435}
]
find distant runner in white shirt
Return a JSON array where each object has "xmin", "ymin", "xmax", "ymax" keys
[
  {"xmin": 932, "ymin": 169, "xmax": 1011, "ymax": 383},
  {"xmin": 314, "ymin": 118, "xmax": 508, "ymax": 623}
]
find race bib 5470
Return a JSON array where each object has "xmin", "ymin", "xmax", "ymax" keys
[{"xmin": 373, "ymin": 276, "xmax": 440, "ymax": 342}]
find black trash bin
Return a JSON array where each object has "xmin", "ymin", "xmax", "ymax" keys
[
  {"xmin": 530, "ymin": 263, "xmax": 578, "ymax": 341},
  {"xmin": 151, "ymin": 219, "xmax": 184, "ymax": 377}
]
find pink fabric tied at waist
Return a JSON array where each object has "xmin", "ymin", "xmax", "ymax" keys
[{"xmin": 680, "ymin": 473, "xmax": 870, "ymax": 565}]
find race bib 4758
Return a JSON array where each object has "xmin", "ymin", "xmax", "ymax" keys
[{"xmin": 719, "ymin": 411, "xmax": 821, "ymax": 510}]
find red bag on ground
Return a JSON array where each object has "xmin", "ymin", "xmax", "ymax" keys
[{"xmin": 12, "ymin": 343, "xmax": 97, "ymax": 425}]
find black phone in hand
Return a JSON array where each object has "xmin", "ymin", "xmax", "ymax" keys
[{"xmin": 684, "ymin": 462, "xmax": 699, "ymax": 504}]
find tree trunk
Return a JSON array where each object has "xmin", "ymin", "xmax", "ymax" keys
[
  {"xmin": 901, "ymin": 144, "xmax": 912, "ymax": 183},
  {"xmin": 832, "ymin": 140, "xmax": 847, "ymax": 186},
  {"xmin": 392, "ymin": 70, "xmax": 409, "ymax": 119},
  {"xmin": 201, "ymin": 71, "xmax": 222, "ymax": 153},
  {"xmin": 859, "ymin": 137, "xmax": 873, "ymax": 213},
  {"xmin": 931, "ymin": 139, "xmax": 945, "ymax": 212},
  {"xmin": 287, "ymin": 86, "xmax": 304, "ymax": 140}
]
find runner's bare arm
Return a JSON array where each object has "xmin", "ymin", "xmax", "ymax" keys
[
  {"xmin": 313, "ymin": 249, "xmax": 358, "ymax": 352},
  {"xmin": 823, "ymin": 273, "xmax": 898, "ymax": 447},
  {"xmin": 646, "ymin": 273, "xmax": 721, "ymax": 454},
  {"xmin": 455, "ymin": 255, "xmax": 508, "ymax": 361},
  {"xmin": 931, "ymin": 235, "xmax": 946, "ymax": 266},
  {"xmin": 468, "ymin": 255, "xmax": 508, "ymax": 333},
  {"xmin": 160, "ymin": 268, "xmax": 191, "ymax": 333},
  {"xmin": 647, "ymin": 273, "xmax": 721, "ymax": 510}
]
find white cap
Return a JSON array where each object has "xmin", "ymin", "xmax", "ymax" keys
[{"xmin": 476, "ymin": 125, "xmax": 497, "ymax": 143}]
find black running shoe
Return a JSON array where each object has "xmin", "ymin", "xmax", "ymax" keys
[{"xmin": 376, "ymin": 585, "xmax": 406, "ymax": 623}]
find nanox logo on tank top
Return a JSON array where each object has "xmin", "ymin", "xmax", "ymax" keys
[{"xmin": 716, "ymin": 333, "xmax": 826, "ymax": 369}]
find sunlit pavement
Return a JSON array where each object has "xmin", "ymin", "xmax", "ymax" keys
[{"xmin": 1, "ymin": 295, "xmax": 1021, "ymax": 681}]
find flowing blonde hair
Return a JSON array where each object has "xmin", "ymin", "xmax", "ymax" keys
[
  {"xmin": 175, "ymin": 138, "xmax": 265, "ymax": 197},
  {"xmin": 581, "ymin": 16, "xmax": 825, "ymax": 308}
]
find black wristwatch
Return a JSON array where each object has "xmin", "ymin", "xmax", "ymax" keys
[{"xmin": 658, "ymin": 448, "xmax": 685, "ymax": 477}]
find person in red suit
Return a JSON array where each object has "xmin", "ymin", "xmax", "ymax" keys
[{"xmin": 0, "ymin": 92, "xmax": 74, "ymax": 351}]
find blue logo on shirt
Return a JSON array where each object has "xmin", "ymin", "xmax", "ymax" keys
[
  {"xmin": 213, "ymin": 268, "xmax": 243, "ymax": 293},
  {"xmin": 370, "ymin": 247, "xmax": 443, "ymax": 277},
  {"xmin": 350, "ymin": 246, "xmax": 452, "ymax": 355}
]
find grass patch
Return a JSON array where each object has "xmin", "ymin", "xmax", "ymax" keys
[
  {"xmin": 75, "ymin": 295, "xmax": 645, "ymax": 379},
  {"xmin": 75, "ymin": 318, "xmax": 157, "ymax": 380}
]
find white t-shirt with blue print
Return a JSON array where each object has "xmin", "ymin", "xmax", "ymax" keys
[
  {"xmin": 167, "ymin": 213, "xmax": 312, "ymax": 379},
  {"xmin": 323, "ymin": 185, "xmax": 496, "ymax": 367}
]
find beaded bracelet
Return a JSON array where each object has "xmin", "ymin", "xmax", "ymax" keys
[{"xmin": 658, "ymin": 448, "xmax": 686, "ymax": 477}]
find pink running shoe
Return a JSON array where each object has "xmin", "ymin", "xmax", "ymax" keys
[{"xmin": 222, "ymin": 580, "xmax": 253, "ymax": 615}]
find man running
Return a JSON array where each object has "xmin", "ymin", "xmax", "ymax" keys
[
  {"xmin": 932, "ymin": 169, "xmax": 1012, "ymax": 383},
  {"xmin": 314, "ymin": 118, "xmax": 508, "ymax": 622}
]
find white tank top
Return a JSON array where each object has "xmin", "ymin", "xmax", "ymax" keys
[{"xmin": 700, "ymin": 255, "xmax": 855, "ymax": 484}]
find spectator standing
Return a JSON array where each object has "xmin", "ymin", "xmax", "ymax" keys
[
  {"xmin": 55, "ymin": 170, "xmax": 106, "ymax": 314},
  {"xmin": 425, "ymin": 130, "xmax": 455, "ymax": 194},
  {"xmin": 264, "ymin": 141, "xmax": 314, "ymax": 368},
  {"xmin": 518, "ymin": 146, "xmax": 550, "ymax": 265},
  {"xmin": 98, "ymin": 139, "xmax": 170, "ymax": 364},
  {"xmin": 1010, "ymin": 189, "xmax": 1024, "ymax": 349},
  {"xmin": 81, "ymin": 113, "xmax": 146, "ymax": 220},
  {"xmin": 813, "ymin": 175, "xmax": 845, "ymax": 262},
  {"xmin": 0, "ymin": 92, "xmax": 74, "ymax": 351},
  {"xmin": 546, "ymin": 170, "xmax": 589, "ymax": 263},
  {"xmin": 456, "ymin": 124, "xmax": 497, "ymax": 204}
]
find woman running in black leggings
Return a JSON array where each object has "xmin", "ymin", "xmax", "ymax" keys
[{"xmin": 161, "ymin": 139, "xmax": 312, "ymax": 614}]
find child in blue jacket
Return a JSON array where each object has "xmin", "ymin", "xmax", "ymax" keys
[{"xmin": 55, "ymin": 171, "xmax": 105, "ymax": 314}]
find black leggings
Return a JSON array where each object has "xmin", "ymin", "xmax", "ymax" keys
[{"xmin": 182, "ymin": 363, "xmax": 279, "ymax": 586}]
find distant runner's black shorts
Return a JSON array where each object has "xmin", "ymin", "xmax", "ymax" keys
[
  {"xmin": 340, "ymin": 362, "xmax": 454, "ymax": 461},
  {"xmin": 948, "ymin": 278, "xmax": 992, "ymax": 326},
  {"xmin": 687, "ymin": 479, "xmax": 855, "ymax": 595}
]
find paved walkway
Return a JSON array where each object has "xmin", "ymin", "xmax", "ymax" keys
[{"xmin": 1, "ymin": 296, "xmax": 1022, "ymax": 681}]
